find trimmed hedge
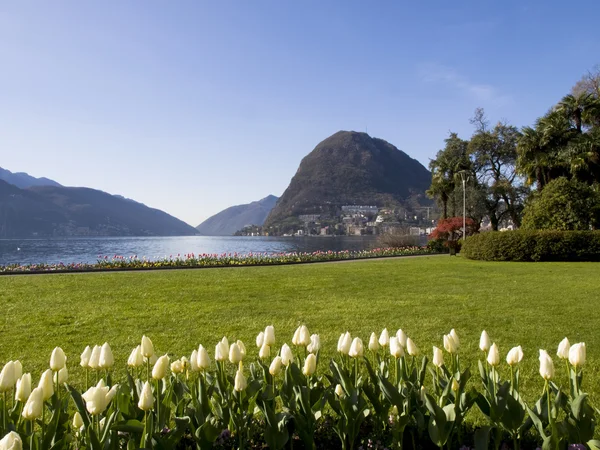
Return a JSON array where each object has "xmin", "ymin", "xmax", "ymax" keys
[{"xmin": 462, "ymin": 230, "xmax": 600, "ymax": 261}]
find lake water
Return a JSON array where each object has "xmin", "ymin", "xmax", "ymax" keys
[{"xmin": 0, "ymin": 236, "xmax": 382, "ymax": 266}]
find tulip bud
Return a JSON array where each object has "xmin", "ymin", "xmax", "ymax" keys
[
  {"xmin": 259, "ymin": 343, "xmax": 270, "ymax": 359},
  {"xmin": 307, "ymin": 334, "xmax": 320, "ymax": 354},
  {"xmin": 13, "ymin": 361, "xmax": 22, "ymax": 381},
  {"xmin": 420, "ymin": 386, "xmax": 427, "ymax": 403},
  {"xmin": 281, "ymin": 344, "xmax": 294, "ymax": 366},
  {"xmin": 396, "ymin": 329, "xmax": 408, "ymax": 348},
  {"xmin": 58, "ymin": 367, "xmax": 68, "ymax": 384},
  {"xmin": 487, "ymin": 343, "xmax": 500, "ymax": 366},
  {"xmin": 335, "ymin": 384, "xmax": 345, "ymax": 398},
  {"xmin": 0, "ymin": 431, "xmax": 22, "ymax": 450},
  {"xmin": 432, "ymin": 346, "xmax": 444, "ymax": 368},
  {"xmin": 152, "ymin": 355, "xmax": 169, "ymax": 380},
  {"xmin": 180, "ymin": 356, "xmax": 189, "ymax": 371},
  {"xmin": 269, "ymin": 356, "xmax": 283, "ymax": 376},
  {"xmin": 106, "ymin": 384, "xmax": 119, "ymax": 403},
  {"xmin": 292, "ymin": 327, "xmax": 302, "ymax": 346},
  {"xmin": 506, "ymin": 346, "xmax": 524, "ymax": 366},
  {"xmin": 338, "ymin": 332, "xmax": 352, "ymax": 355},
  {"xmin": 215, "ymin": 342, "xmax": 228, "ymax": 362},
  {"xmin": 379, "ymin": 328, "xmax": 390, "ymax": 347},
  {"xmin": 303, "ymin": 353, "xmax": 317, "ymax": 376},
  {"xmin": 443, "ymin": 334, "xmax": 458, "ymax": 354},
  {"xmin": 170, "ymin": 360, "xmax": 184, "ymax": 374},
  {"xmin": 80, "ymin": 346, "xmax": 92, "ymax": 368},
  {"xmin": 368, "ymin": 333, "xmax": 380, "ymax": 352},
  {"xmin": 256, "ymin": 332, "xmax": 265, "ymax": 348},
  {"xmin": 39, "ymin": 369, "xmax": 54, "ymax": 401},
  {"xmin": 128, "ymin": 346, "xmax": 143, "ymax": 368},
  {"xmin": 15, "ymin": 373, "xmax": 32, "ymax": 403},
  {"xmin": 82, "ymin": 381, "xmax": 111, "ymax": 415},
  {"xmin": 539, "ymin": 350, "xmax": 554, "ymax": 380},
  {"xmin": 234, "ymin": 365, "xmax": 247, "ymax": 391},
  {"xmin": 197, "ymin": 345, "xmax": 211, "ymax": 370},
  {"xmin": 22, "ymin": 387, "xmax": 44, "ymax": 420},
  {"xmin": 138, "ymin": 381, "xmax": 154, "ymax": 411},
  {"xmin": 451, "ymin": 378, "xmax": 460, "ymax": 391},
  {"xmin": 141, "ymin": 336, "xmax": 154, "ymax": 358},
  {"xmin": 190, "ymin": 350, "xmax": 199, "ymax": 372},
  {"xmin": 236, "ymin": 340, "xmax": 246, "ymax": 359},
  {"xmin": 73, "ymin": 411, "xmax": 84, "ymax": 430},
  {"xmin": 557, "ymin": 337, "xmax": 570, "ymax": 360},
  {"xmin": 0, "ymin": 361, "xmax": 17, "ymax": 393},
  {"xmin": 479, "ymin": 331, "xmax": 490, "ymax": 353},
  {"xmin": 569, "ymin": 342, "xmax": 586, "ymax": 368},
  {"xmin": 50, "ymin": 347, "xmax": 67, "ymax": 371},
  {"xmin": 450, "ymin": 329, "xmax": 460, "ymax": 348},
  {"xmin": 264, "ymin": 325, "xmax": 276, "ymax": 346},
  {"xmin": 89, "ymin": 345, "xmax": 101, "ymax": 370},
  {"xmin": 390, "ymin": 337, "xmax": 404, "ymax": 358},
  {"xmin": 229, "ymin": 343, "xmax": 243, "ymax": 364},
  {"xmin": 298, "ymin": 325, "xmax": 311, "ymax": 347},
  {"xmin": 349, "ymin": 337, "xmax": 364, "ymax": 358},
  {"xmin": 221, "ymin": 336, "xmax": 229, "ymax": 350},
  {"xmin": 99, "ymin": 342, "xmax": 114, "ymax": 369},
  {"xmin": 406, "ymin": 338, "xmax": 419, "ymax": 356}
]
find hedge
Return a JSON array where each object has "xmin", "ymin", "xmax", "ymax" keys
[{"xmin": 461, "ymin": 230, "xmax": 600, "ymax": 262}]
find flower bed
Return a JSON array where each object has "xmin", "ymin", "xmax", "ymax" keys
[
  {"xmin": 0, "ymin": 327, "xmax": 596, "ymax": 449},
  {"xmin": 0, "ymin": 247, "xmax": 435, "ymax": 274}
]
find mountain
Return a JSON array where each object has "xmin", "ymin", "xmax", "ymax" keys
[
  {"xmin": 264, "ymin": 131, "xmax": 431, "ymax": 230},
  {"xmin": 196, "ymin": 195, "xmax": 279, "ymax": 236},
  {"xmin": 0, "ymin": 180, "xmax": 198, "ymax": 237},
  {"xmin": 0, "ymin": 167, "xmax": 62, "ymax": 189}
]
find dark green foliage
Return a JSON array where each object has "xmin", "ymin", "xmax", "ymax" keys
[
  {"xmin": 462, "ymin": 230, "xmax": 600, "ymax": 261},
  {"xmin": 521, "ymin": 177, "xmax": 600, "ymax": 231}
]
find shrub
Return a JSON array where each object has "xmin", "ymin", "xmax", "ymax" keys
[
  {"xmin": 462, "ymin": 230, "xmax": 600, "ymax": 261},
  {"xmin": 376, "ymin": 231, "xmax": 422, "ymax": 248}
]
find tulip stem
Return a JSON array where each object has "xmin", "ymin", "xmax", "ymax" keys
[
  {"xmin": 140, "ymin": 411, "xmax": 147, "ymax": 448},
  {"xmin": 156, "ymin": 379, "xmax": 161, "ymax": 433},
  {"xmin": 566, "ymin": 361, "xmax": 571, "ymax": 394},
  {"xmin": 2, "ymin": 391, "xmax": 6, "ymax": 431},
  {"xmin": 85, "ymin": 368, "xmax": 89, "ymax": 390}
]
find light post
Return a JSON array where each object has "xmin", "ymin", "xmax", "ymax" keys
[{"xmin": 458, "ymin": 171, "xmax": 470, "ymax": 239}]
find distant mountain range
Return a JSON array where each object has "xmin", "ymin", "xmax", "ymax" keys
[
  {"xmin": 0, "ymin": 167, "xmax": 62, "ymax": 189},
  {"xmin": 196, "ymin": 195, "xmax": 278, "ymax": 236},
  {"xmin": 264, "ymin": 131, "xmax": 431, "ymax": 231}
]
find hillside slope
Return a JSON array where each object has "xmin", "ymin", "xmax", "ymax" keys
[
  {"xmin": 196, "ymin": 195, "xmax": 278, "ymax": 235},
  {"xmin": 0, "ymin": 167, "xmax": 61, "ymax": 188}
]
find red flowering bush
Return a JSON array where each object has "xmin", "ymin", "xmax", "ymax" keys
[{"xmin": 430, "ymin": 217, "xmax": 477, "ymax": 252}]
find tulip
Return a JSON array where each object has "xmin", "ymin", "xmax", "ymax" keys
[
  {"xmin": 197, "ymin": 345, "xmax": 211, "ymax": 370},
  {"xmin": 180, "ymin": 356, "xmax": 189, "ymax": 371},
  {"xmin": 349, "ymin": 337, "xmax": 364, "ymax": 358},
  {"xmin": 506, "ymin": 346, "xmax": 524, "ymax": 366},
  {"xmin": 396, "ymin": 329, "xmax": 408, "ymax": 348},
  {"xmin": 569, "ymin": 342, "xmax": 586, "ymax": 368},
  {"xmin": 221, "ymin": 336, "xmax": 229, "ymax": 350},
  {"xmin": 236, "ymin": 340, "xmax": 247, "ymax": 358},
  {"xmin": 39, "ymin": 369, "xmax": 54, "ymax": 401},
  {"xmin": 256, "ymin": 331, "xmax": 265, "ymax": 348},
  {"xmin": 338, "ymin": 332, "xmax": 352, "ymax": 355},
  {"xmin": 0, "ymin": 361, "xmax": 16, "ymax": 393},
  {"xmin": 89, "ymin": 345, "xmax": 101, "ymax": 370},
  {"xmin": 292, "ymin": 327, "xmax": 301, "ymax": 346},
  {"xmin": 420, "ymin": 386, "xmax": 427, "ymax": 403},
  {"xmin": 390, "ymin": 337, "xmax": 404, "ymax": 358},
  {"xmin": 264, "ymin": 325, "xmax": 276, "ymax": 346},
  {"xmin": 450, "ymin": 329, "xmax": 460, "ymax": 348},
  {"xmin": 170, "ymin": 360, "xmax": 184, "ymax": 374},
  {"xmin": 50, "ymin": 347, "xmax": 67, "ymax": 371},
  {"xmin": 0, "ymin": 431, "xmax": 22, "ymax": 450},
  {"xmin": 479, "ymin": 331, "xmax": 491, "ymax": 353},
  {"xmin": 307, "ymin": 334, "xmax": 320, "ymax": 354},
  {"xmin": 298, "ymin": 325, "xmax": 311, "ymax": 346},
  {"xmin": 234, "ymin": 364, "xmax": 247, "ymax": 391},
  {"xmin": 451, "ymin": 378, "xmax": 460, "ymax": 391},
  {"xmin": 73, "ymin": 411, "xmax": 84, "ymax": 430},
  {"xmin": 58, "ymin": 366, "xmax": 68, "ymax": 384},
  {"xmin": 281, "ymin": 344, "xmax": 294, "ymax": 366},
  {"xmin": 215, "ymin": 341, "xmax": 228, "ymax": 362},
  {"xmin": 138, "ymin": 381, "xmax": 154, "ymax": 411},
  {"xmin": 335, "ymin": 384, "xmax": 345, "ymax": 398},
  {"xmin": 141, "ymin": 335, "xmax": 154, "ymax": 358},
  {"xmin": 189, "ymin": 350, "xmax": 199, "ymax": 372},
  {"xmin": 369, "ymin": 332, "xmax": 380, "ymax": 352},
  {"xmin": 80, "ymin": 346, "xmax": 92, "ymax": 368},
  {"xmin": 107, "ymin": 384, "xmax": 119, "ymax": 403},
  {"xmin": 82, "ymin": 380, "xmax": 114, "ymax": 415},
  {"xmin": 379, "ymin": 328, "xmax": 390, "ymax": 347},
  {"xmin": 13, "ymin": 361, "xmax": 22, "ymax": 381},
  {"xmin": 15, "ymin": 373, "xmax": 32, "ymax": 403},
  {"xmin": 557, "ymin": 337, "xmax": 570, "ymax": 360},
  {"xmin": 539, "ymin": 350, "xmax": 554, "ymax": 380},
  {"xmin": 152, "ymin": 355, "xmax": 169, "ymax": 380},
  {"xmin": 99, "ymin": 342, "xmax": 114, "ymax": 369},
  {"xmin": 406, "ymin": 338, "xmax": 419, "ymax": 356},
  {"xmin": 303, "ymin": 354, "xmax": 317, "ymax": 376},
  {"xmin": 269, "ymin": 356, "xmax": 283, "ymax": 376},
  {"xmin": 259, "ymin": 343, "xmax": 271, "ymax": 359},
  {"xmin": 229, "ymin": 343, "xmax": 243, "ymax": 364},
  {"xmin": 443, "ymin": 334, "xmax": 458, "ymax": 354},
  {"xmin": 432, "ymin": 347, "xmax": 444, "ymax": 368},
  {"xmin": 487, "ymin": 343, "xmax": 500, "ymax": 366},
  {"xmin": 22, "ymin": 387, "xmax": 44, "ymax": 420},
  {"xmin": 128, "ymin": 346, "xmax": 143, "ymax": 368}
]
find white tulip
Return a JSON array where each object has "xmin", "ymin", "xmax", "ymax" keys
[
  {"xmin": 0, "ymin": 361, "xmax": 17, "ymax": 393},
  {"xmin": 338, "ymin": 332, "xmax": 352, "ymax": 355},
  {"xmin": 450, "ymin": 329, "xmax": 460, "ymax": 348},
  {"xmin": 215, "ymin": 342, "xmax": 228, "ymax": 362},
  {"xmin": 487, "ymin": 343, "xmax": 500, "ymax": 367},
  {"xmin": 58, "ymin": 367, "xmax": 68, "ymax": 384},
  {"xmin": 107, "ymin": 384, "xmax": 119, "ymax": 403},
  {"xmin": 264, "ymin": 325, "xmax": 276, "ymax": 346},
  {"xmin": 22, "ymin": 387, "xmax": 44, "ymax": 420},
  {"xmin": 229, "ymin": 343, "xmax": 243, "ymax": 364},
  {"xmin": 451, "ymin": 378, "xmax": 460, "ymax": 391},
  {"xmin": 420, "ymin": 386, "xmax": 427, "ymax": 403},
  {"xmin": 569, "ymin": 342, "xmax": 586, "ymax": 367},
  {"xmin": 269, "ymin": 356, "xmax": 283, "ymax": 376},
  {"xmin": 443, "ymin": 334, "xmax": 458, "ymax": 354},
  {"xmin": 406, "ymin": 338, "xmax": 419, "ymax": 356},
  {"xmin": 349, "ymin": 337, "xmax": 364, "ymax": 358},
  {"xmin": 307, "ymin": 334, "xmax": 320, "ymax": 354},
  {"xmin": 138, "ymin": 381, "xmax": 154, "ymax": 411},
  {"xmin": 557, "ymin": 337, "xmax": 570, "ymax": 360},
  {"xmin": 13, "ymin": 361, "xmax": 22, "ymax": 381},
  {"xmin": 190, "ymin": 350, "xmax": 199, "ymax": 372},
  {"xmin": 335, "ymin": 384, "xmax": 345, "ymax": 398},
  {"xmin": 236, "ymin": 340, "xmax": 246, "ymax": 359},
  {"xmin": 396, "ymin": 329, "xmax": 408, "ymax": 348},
  {"xmin": 80, "ymin": 346, "xmax": 92, "ymax": 368},
  {"xmin": 390, "ymin": 337, "xmax": 404, "ymax": 358},
  {"xmin": 82, "ymin": 382, "xmax": 111, "ymax": 416},
  {"xmin": 379, "ymin": 328, "xmax": 390, "ymax": 347},
  {"xmin": 432, "ymin": 347, "xmax": 444, "ymax": 368},
  {"xmin": 281, "ymin": 344, "xmax": 294, "ymax": 366},
  {"xmin": 479, "ymin": 331, "xmax": 491, "ymax": 352},
  {"xmin": 539, "ymin": 350, "xmax": 554, "ymax": 380},
  {"xmin": 170, "ymin": 360, "xmax": 184, "ymax": 374},
  {"xmin": 50, "ymin": 347, "xmax": 67, "ymax": 371},
  {"xmin": 128, "ymin": 346, "xmax": 143, "ymax": 368},
  {"xmin": 506, "ymin": 346, "xmax": 524, "ymax": 366},
  {"xmin": 298, "ymin": 325, "xmax": 311, "ymax": 347},
  {"xmin": 73, "ymin": 411, "xmax": 84, "ymax": 430},
  {"xmin": 89, "ymin": 345, "xmax": 101, "ymax": 370},
  {"xmin": 256, "ymin": 331, "xmax": 265, "ymax": 348},
  {"xmin": 152, "ymin": 355, "xmax": 169, "ymax": 380},
  {"xmin": 15, "ymin": 373, "xmax": 32, "ymax": 403},
  {"xmin": 0, "ymin": 431, "xmax": 22, "ymax": 450},
  {"xmin": 99, "ymin": 342, "xmax": 114, "ymax": 369},
  {"xmin": 303, "ymin": 354, "xmax": 317, "ymax": 376},
  {"xmin": 234, "ymin": 365, "xmax": 247, "ymax": 391},
  {"xmin": 259, "ymin": 343, "xmax": 271, "ymax": 359},
  {"xmin": 221, "ymin": 337, "xmax": 229, "ymax": 350},
  {"xmin": 197, "ymin": 345, "xmax": 211, "ymax": 370},
  {"xmin": 368, "ymin": 332, "xmax": 380, "ymax": 352},
  {"xmin": 141, "ymin": 335, "xmax": 154, "ymax": 358},
  {"xmin": 292, "ymin": 327, "xmax": 302, "ymax": 346},
  {"xmin": 39, "ymin": 369, "xmax": 54, "ymax": 401}
]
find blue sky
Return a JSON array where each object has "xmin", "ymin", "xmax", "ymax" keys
[{"xmin": 1, "ymin": 1, "xmax": 599, "ymax": 225}]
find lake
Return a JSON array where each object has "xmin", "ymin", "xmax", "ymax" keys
[{"xmin": 0, "ymin": 235, "xmax": 382, "ymax": 266}]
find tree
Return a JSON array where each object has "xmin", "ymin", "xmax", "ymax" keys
[
  {"xmin": 571, "ymin": 65, "xmax": 600, "ymax": 98},
  {"xmin": 521, "ymin": 177, "xmax": 600, "ymax": 230}
]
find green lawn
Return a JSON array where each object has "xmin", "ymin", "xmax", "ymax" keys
[{"xmin": 1, "ymin": 255, "xmax": 600, "ymax": 415}]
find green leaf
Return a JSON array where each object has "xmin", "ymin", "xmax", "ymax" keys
[
  {"xmin": 474, "ymin": 425, "xmax": 491, "ymax": 450},
  {"xmin": 111, "ymin": 419, "xmax": 144, "ymax": 433}
]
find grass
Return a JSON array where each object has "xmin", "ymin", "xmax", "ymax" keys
[{"xmin": 1, "ymin": 255, "xmax": 600, "ymax": 422}]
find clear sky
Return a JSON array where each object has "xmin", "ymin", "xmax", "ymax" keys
[{"xmin": 1, "ymin": 1, "xmax": 599, "ymax": 226}]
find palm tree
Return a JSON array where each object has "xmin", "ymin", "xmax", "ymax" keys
[{"xmin": 557, "ymin": 93, "xmax": 595, "ymax": 133}]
